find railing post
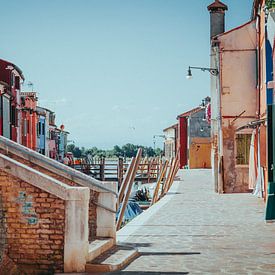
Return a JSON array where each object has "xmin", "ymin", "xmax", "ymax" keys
[
  {"xmin": 99, "ymin": 157, "xmax": 105, "ymax": 181},
  {"xmin": 117, "ymin": 157, "xmax": 124, "ymax": 188}
]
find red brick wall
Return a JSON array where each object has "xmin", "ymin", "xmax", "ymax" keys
[
  {"xmin": 0, "ymin": 170, "xmax": 65, "ymax": 274},
  {"xmin": 0, "ymin": 149, "xmax": 98, "ymax": 241}
]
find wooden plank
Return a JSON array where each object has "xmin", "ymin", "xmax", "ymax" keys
[
  {"xmin": 117, "ymin": 157, "xmax": 124, "ymax": 188},
  {"xmin": 116, "ymin": 148, "xmax": 142, "ymax": 230},
  {"xmin": 161, "ymin": 158, "xmax": 174, "ymax": 196},
  {"xmin": 117, "ymin": 157, "xmax": 135, "ymax": 209},
  {"xmin": 151, "ymin": 160, "xmax": 169, "ymax": 206},
  {"xmin": 166, "ymin": 149, "xmax": 180, "ymax": 192},
  {"xmin": 167, "ymin": 158, "xmax": 180, "ymax": 191}
]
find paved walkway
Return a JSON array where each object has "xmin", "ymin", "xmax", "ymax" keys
[{"xmin": 116, "ymin": 169, "xmax": 275, "ymax": 274}]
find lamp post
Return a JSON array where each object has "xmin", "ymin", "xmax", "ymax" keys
[
  {"xmin": 186, "ymin": 66, "xmax": 219, "ymax": 79},
  {"xmin": 187, "ymin": 65, "xmax": 221, "ymax": 192},
  {"xmin": 153, "ymin": 135, "xmax": 166, "ymax": 150}
]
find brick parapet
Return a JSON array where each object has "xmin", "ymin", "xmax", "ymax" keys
[
  {"xmin": 0, "ymin": 149, "xmax": 98, "ymax": 241},
  {"xmin": 0, "ymin": 170, "xmax": 65, "ymax": 274}
]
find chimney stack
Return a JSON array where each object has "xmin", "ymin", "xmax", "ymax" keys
[{"xmin": 207, "ymin": 0, "xmax": 228, "ymax": 40}]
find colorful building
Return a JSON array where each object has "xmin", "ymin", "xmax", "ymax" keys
[
  {"xmin": 0, "ymin": 59, "xmax": 24, "ymax": 142},
  {"xmin": 36, "ymin": 106, "xmax": 48, "ymax": 155},
  {"xmin": 163, "ymin": 123, "xmax": 178, "ymax": 159},
  {"xmin": 164, "ymin": 98, "xmax": 211, "ymax": 169},
  {"xmin": 208, "ymin": 0, "xmax": 265, "ymax": 193},
  {"xmin": 0, "ymin": 58, "xmax": 70, "ymax": 163},
  {"xmin": 56, "ymin": 126, "xmax": 69, "ymax": 161},
  {"xmin": 177, "ymin": 99, "xmax": 211, "ymax": 169},
  {"xmin": 20, "ymin": 92, "xmax": 38, "ymax": 151}
]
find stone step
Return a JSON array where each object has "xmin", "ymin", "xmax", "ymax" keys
[
  {"xmin": 87, "ymin": 238, "xmax": 115, "ymax": 262},
  {"xmin": 85, "ymin": 245, "xmax": 139, "ymax": 273}
]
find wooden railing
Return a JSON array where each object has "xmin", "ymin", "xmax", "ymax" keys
[{"xmin": 73, "ymin": 157, "xmax": 163, "ymax": 185}]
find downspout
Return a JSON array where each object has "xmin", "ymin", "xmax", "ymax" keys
[
  {"xmin": 256, "ymin": 13, "xmax": 261, "ymax": 118},
  {"xmin": 218, "ymin": 42, "xmax": 224, "ymax": 193},
  {"xmin": 265, "ymin": 4, "xmax": 275, "ymax": 221}
]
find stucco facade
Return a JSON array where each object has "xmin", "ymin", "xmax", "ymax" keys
[{"xmin": 212, "ymin": 20, "xmax": 258, "ymax": 192}]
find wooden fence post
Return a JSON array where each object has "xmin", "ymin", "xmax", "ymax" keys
[
  {"xmin": 117, "ymin": 157, "xmax": 124, "ymax": 188},
  {"xmin": 99, "ymin": 157, "xmax": 105, "ymax": 181}
]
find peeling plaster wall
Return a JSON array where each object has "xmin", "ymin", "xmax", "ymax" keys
[{"xmin": 218, "ymin": 21, "xmax": 257, "ymax": 192}]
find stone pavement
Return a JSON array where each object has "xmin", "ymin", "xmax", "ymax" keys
[{"xmin": 115, "ymin": 169, "xmax": 275, "ymax": 274}]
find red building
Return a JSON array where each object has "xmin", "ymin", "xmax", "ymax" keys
[
  {"xmin": 177, "ymin": 97, "xmax": 212, "ymax": 169},
  {"xmin": 177, "ymin": 107, "xmax": 201, "ymax": 168},
  {"xmin": 20, "ymin": 92, "xmax": 38, "ymax": 151},
  {"xmin": 0, "ymin": 59, "xmax": 24, "ymax": 142}
]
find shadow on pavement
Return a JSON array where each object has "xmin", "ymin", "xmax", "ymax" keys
[
  {"xmin": 118, "ymin": 242, "xmax": 153, "ymax": 248},
  {"xmin": 104, "ymin": 272, "xmax": 189, "ymax": 274},
  {"xmin": 139, "ymin": 252, "xmax": 200, "ymax": 256},
  {"xmin": 166, "ymin": 192, "xmax": 183, "ymax": 195}
]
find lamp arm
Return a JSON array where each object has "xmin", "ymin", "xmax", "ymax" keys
[{"xmin": 189, "ymin": 66, "xmax": 219, "ymax": 75}]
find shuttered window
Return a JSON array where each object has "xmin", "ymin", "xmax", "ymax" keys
[{"xmin": 236, "ymin": 134, "xmax": 251, "ymax": 165}]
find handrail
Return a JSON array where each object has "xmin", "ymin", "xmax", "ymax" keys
[{"xmin": 0, "ymin": 136, "xmax": 117, "ymax": 197}]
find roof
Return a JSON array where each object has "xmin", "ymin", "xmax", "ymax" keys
[
  {"xmin": 177, "ymin": 107, "xmax": 203, "ymax": 119},
  {"xmin": 207, "ymin": 0, "xmax": 228, "ymax": 11},
  {"xmin": 214, "ymin": 20, "xmax": 255, "ymax": 40},
  {"xmin": 0, "ymin": 58, "xmax": 25, "ymax": 80},
  {"xmin": 163, "ymin": 123, "xmax": 178, "ymax": 132},
  {"xmin": 37, "ymin": 106, "xmax": 55, "ymax": 114}
]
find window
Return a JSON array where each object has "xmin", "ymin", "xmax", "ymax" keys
[
  {"xmin": 42, "ymin": 123, "xmax": 45, "ymax": 135},
  {"xmin": 27, "ymin": 120, "xmax": 30, "ymax": 134},
  {"xmin": 11, "ymin": 106, "xmax": 16, "ymax": 126},
  {"xmin": 236, "ymin": 134, "xmax": 251, "ymax": 165},
  {"xmin": 37, "ymin": 122, "xmax": 41, "ymax": 136},
  {"xmin": 15, "ymin": 76, "xmax": 20, "ymax": 90},
  {"xmin": 2, "ymin": 96, "xmax": 10, "ymax": 139},
  {"xmin": 10, "ymin": 73, "xmax": 14, "ymax": 87},
  {"xmin": 23, "ymin": 119, "xmax": 27, "ymax": 137}
]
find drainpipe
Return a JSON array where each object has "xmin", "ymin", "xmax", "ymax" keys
[
  {"xmin": 218, "ymin": 43, "xmax": 224, "ymax": 193},
  {"xmin": 256, "ymin": 13, "xmax": 261, "ymax": 118},
  {"xmin": 265, "ymin": 7, "xmax": 275, "ymax": 222}
]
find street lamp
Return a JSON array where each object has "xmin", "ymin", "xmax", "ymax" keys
[
  {"xmin": 186, "ymin": 66, "xmax": 219, "ymax": 79},
  {"xmin": 153, "ymin": 135, "xmax": 166, "ymax": 150}
]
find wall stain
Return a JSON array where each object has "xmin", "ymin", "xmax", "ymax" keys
[{"xmin": 15, "ymin": 191, "xmax": 38, "ymax": 225}]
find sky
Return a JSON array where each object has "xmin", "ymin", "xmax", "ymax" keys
[{"xmin": 0, "ymin": 0, "xmax": 252, "ymax": 149}]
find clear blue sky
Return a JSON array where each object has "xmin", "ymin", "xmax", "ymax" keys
[{"xmin": 0, "ymin": 0, "xmax": 252, "ymax": 149}]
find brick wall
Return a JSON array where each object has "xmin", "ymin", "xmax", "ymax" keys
[
  {"xmin": 0, "ymin": 170, "xmax": 65, "ymax": 274},
  {"xmin": 0, "ymin": 188, "xmax": 6, "ymax": 264},
  {"xmin": 0, "ymin": 149, "xmax": 98, "ymax": 241}
]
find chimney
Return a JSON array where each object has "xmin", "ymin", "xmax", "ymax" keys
[{"xmin": 207, "ymin": 0, "xmax": 228, "ymax": 40}]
